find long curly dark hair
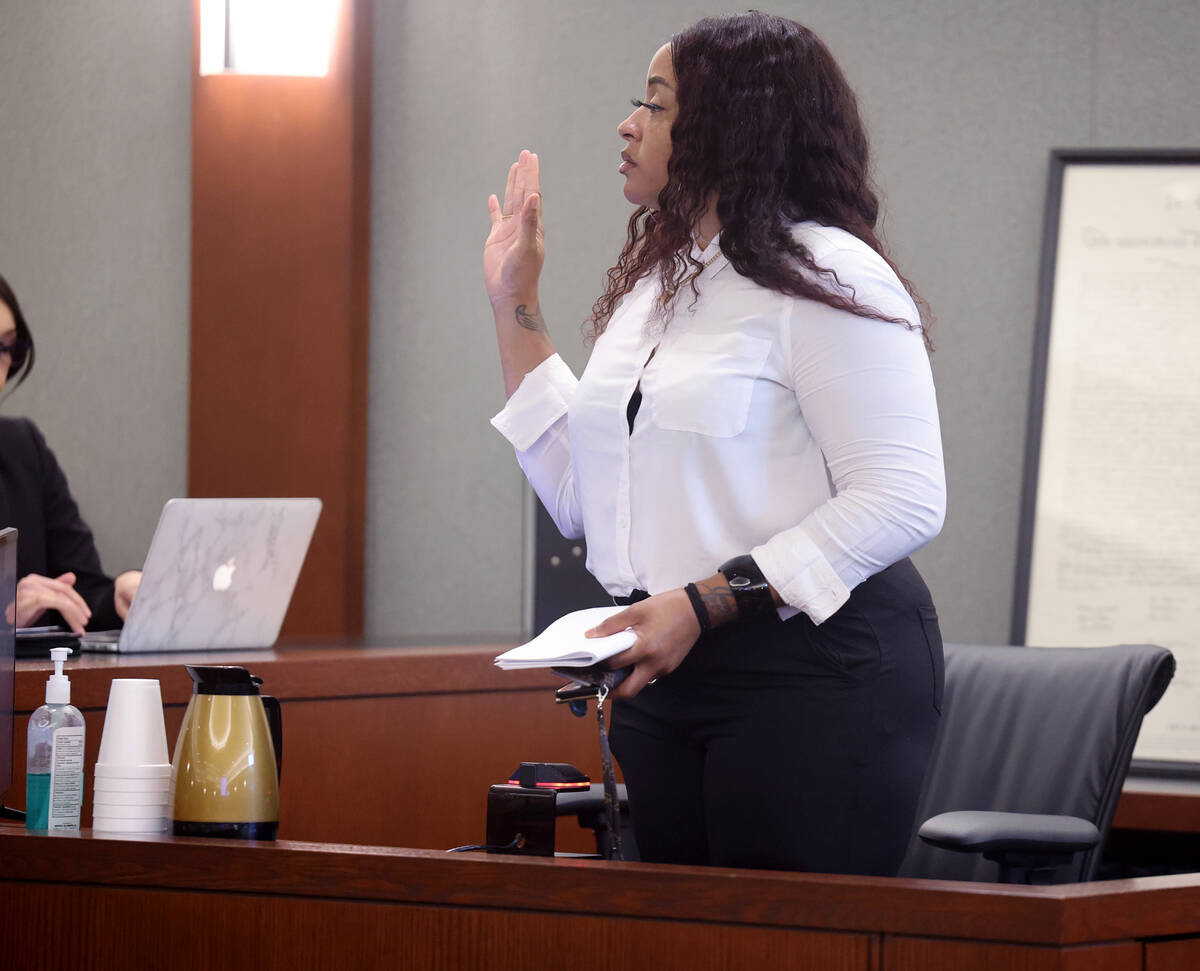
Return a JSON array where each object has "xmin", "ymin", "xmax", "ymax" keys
[{"xmin": 587, "ymin": 13, "xmax": 932, "ymax": 350}]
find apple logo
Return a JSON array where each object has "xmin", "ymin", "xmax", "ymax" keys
[{"xmin": 212, "ymin": 557, "xmax": 237, "ymax": 592}]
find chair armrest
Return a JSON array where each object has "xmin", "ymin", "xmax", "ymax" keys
[
  {"xmin": 919, "ymin": 811, "xmax": 1100, "ymax": 884},
  {"xmin": 554, "ymin": 783, "xmax": 628, "ymax": 817},
  {"xmin": 552, "ymin": 784, "xmax": 632, "ymax": 860},
  {"xmin": 919, "ymin": 811, "xmax": 1100, "ymax": 854}
]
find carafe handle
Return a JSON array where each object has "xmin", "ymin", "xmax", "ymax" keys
[{"xmin": 262, "ymin": 694, "xmax": 283, "ymax": 783}]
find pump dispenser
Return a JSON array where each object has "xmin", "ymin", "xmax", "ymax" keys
[
  {"xmin": 26, "ymin": 648, "xmax": 86, "ymax": 830},
  {"xmin": 45, "ymin": 647, "xmax": 73, "ymax": 704}
]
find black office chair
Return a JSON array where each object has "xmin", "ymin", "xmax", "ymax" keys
[{"xmin": 898, "ymin": 642, "xmax": 1174, "ymax": 884}]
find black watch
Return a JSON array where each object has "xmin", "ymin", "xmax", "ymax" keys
[{"xmin": 718, "ymin": 555, "xmax": 777, "ymax": 622}]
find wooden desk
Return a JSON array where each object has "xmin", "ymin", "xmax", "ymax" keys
[
  {"xmin": 7, "ymin": 643, "xmax": 1199, "ymax": 860},
  {"xmin": 7, "ymin": 641, "xmax": 609, "ymax": 853},
  {"xmin": 2, "ymin": 827, "xmax": 1199, "ymax": 970},
  {"xmin": 1113, "ymin": 783, "xmax": 1200, "ymax": 833}
]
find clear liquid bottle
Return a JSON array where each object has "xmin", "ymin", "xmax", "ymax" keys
[{"xmin": 26, "ymin": 647, "xmax": 86, "ymax": 831}]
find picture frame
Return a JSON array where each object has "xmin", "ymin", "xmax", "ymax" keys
[{"xmin": 1012, "ymin": 148, "xmax": 1200, "ymax": 777}]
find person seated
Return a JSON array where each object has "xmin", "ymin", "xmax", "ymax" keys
[{"xmin": 0, "ymin": 273, "xmax": 141, "ymax": 633}]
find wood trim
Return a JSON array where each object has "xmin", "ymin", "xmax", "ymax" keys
[
  {"xmin": 884, "ymin": 937, "xmax": 1142, "ymax": 971},
  {"xmin": 188, "ymin": 0, "xmax": 370, "ymax": 637},
  {"xmin": 13, "ymin": 643, "xmax": 538, "ymax": 711},
  {"xmin": 3, "ymin": 829, "xmax": 1200, "ymax": 947},
  {"xmin": 1146, "ymin": 938, "xmax": 1200, "ymax": 971},
  {"xmin": 1112, "ymin": 789, "xmax": 1200, "ymax": 834},
  {"xmin": 0, "ymin": 882, "xmax": 878, "ymax": 971}
]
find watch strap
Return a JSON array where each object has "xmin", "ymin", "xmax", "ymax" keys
[{"xmin": 718, "ymin": 554, "xmax": 777, "ymax": 622}]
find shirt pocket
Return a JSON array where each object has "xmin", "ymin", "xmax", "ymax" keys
[{"xmin": 648, "ymin": 331, "xmax": 772, "ymax": 438}]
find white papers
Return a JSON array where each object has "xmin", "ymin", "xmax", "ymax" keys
[
  {"xmin": 494, "ymin": 606, "xmax": 636, "ymax": 670},
  {"xmin": 1025, "ymin": 162, "xmax": 1200, "ymax": 763}
]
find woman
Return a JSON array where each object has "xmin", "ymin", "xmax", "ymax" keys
[
  {"xmin": 0, "ymin": 273, "xmax": 141, "ymax": 632},
  {"xmin": 485, "ymin": 13, "xmax": 945, "ymax": 875}
]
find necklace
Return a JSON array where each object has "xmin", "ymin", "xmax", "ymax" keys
[{"xmin": 656, "ymin": 246, "xmax": 723, "ymax": 312}]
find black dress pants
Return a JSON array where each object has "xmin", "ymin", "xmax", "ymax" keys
[{"xmin": 609, "ymin": 558, "xmax": 943, "ymax": 874}]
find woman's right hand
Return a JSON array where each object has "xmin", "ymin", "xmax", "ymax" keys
[
  {"xmin": 484, "ymin": 149, "xmax": 545, "ymax": 307},
  {"xmin": 16, "ymin": 572, "xmax": 92, "ymax": 633}
]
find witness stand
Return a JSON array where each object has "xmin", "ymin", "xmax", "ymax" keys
[{"xmin": 3, "ymin": 643, "xmax": 1200, "ymax": 970}]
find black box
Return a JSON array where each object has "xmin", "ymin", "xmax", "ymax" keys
[{"xmin": 485, "ymin": 785, "xmax": 557, "ymax": 856}]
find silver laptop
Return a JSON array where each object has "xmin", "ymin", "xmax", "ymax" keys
[{"xmin": 86, "ymin": 498, "xmax": 321, "ymax": 653}]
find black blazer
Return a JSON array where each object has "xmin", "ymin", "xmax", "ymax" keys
[{"xmin": 0, "ymin": 416, "xmax": 121, "ymax": 630}]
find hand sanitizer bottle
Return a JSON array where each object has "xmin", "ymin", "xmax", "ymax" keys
[{"xmin": 26, "ymin": 647, "xmax": 86, "ymax": 831}]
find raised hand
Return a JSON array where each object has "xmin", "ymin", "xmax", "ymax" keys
[{"xmin": 484, "ymin": 150, "xmax": 545, "ymax": 307}]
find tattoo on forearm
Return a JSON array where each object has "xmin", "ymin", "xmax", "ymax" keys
[
  {"xmin": 696, "ymin": 577, "xmax": 740, "ymax": 628},
  {"xmin": 515, "ymin": 304, "xmax": 546, "ymax": 333}
]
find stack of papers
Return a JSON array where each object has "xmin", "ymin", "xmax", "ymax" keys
[{"xmin": 494, "ymin": 606, "xmax": 637, "ymax": 670}]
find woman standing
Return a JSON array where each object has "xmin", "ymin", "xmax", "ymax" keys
[
  {"xmin": 0, "ymin": 273, "xmax": 141, "ymax": 632},
  {"xmin": 485, "ymin": 13, "xmax": 945, "ymax": 875}
]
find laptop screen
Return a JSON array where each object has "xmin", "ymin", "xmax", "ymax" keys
[{"xmin": 0, "ymin": 527, "xmax": 16, "ymax": 808}]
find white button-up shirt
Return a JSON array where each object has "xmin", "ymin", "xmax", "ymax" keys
[{"xmin": 491, "ymin": 222, "xmax": 945, "ymax": 624}]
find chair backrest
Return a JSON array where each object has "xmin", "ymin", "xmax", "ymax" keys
[{"xmin": 898, "ymin": 643, "xmax": 1174, "ymax": 882}]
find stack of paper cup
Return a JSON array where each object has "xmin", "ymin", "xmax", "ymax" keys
[{"xmin": 93, "ymin": 679, "xmax": 171, "ymax": 835}]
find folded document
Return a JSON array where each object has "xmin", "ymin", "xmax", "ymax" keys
[{"xmin": 494, "ymin": 606, "xmax": 637, "ymax": 669}]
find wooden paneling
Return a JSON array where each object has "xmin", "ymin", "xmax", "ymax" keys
[
  {"xmin": 1146, "ymin": 938, "xmax": 1200, "ymax": 971},
  {"xmin": 1113, "ymin": 789, "xmax": 1200, "ymax": 833},
  {"xmin": 3, "ymin": 829, "xmax": 1200, "ymax": 963},
  {"xmin": 277, "ymin": 692, "xmax": 608, "ymax": 851},
  {"xmin": 884, "ymin": 938, "xmax": 1142, "ymax": 971},
  {"xmin": 0, "ymin": 883, "xmax": 877, "ymax": 971},
  {"xmin": 188, "ymin": 0, "xmax": 371, "ymax": 636}
]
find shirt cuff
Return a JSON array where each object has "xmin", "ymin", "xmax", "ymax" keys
[
  {"xmin": 490, "ymin": 354, "xmax": 578, "ymax": 452},
  {"xmin": 751, "ymin": 529, "xmax": 850, "ymax": 625}
]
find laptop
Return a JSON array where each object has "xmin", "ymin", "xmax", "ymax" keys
[{"xmin": 83, "ymin": 498, "xmax": 321, "ymax": 653}]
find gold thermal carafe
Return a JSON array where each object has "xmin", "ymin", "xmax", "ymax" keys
[{"xmin": 169, "ymin": 666, "xmax": 283, "ymax": 840}]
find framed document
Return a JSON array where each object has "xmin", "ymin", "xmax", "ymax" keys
[{"xmin": 1013, "ymin": 149, "xmax": 1200, "ymax": 776}]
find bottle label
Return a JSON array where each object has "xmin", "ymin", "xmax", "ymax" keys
[{"xmin": 48, "ymin": 726, "xmax": 86, "ymax": 831}]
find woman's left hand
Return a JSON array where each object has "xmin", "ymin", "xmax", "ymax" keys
[
  {"xmin": 113, "ymin": 570, "xmax": 142, "ymax": 621},
  {"xmin": 585, "ymin": 589, "xmax": 701, "ymax": 698}
]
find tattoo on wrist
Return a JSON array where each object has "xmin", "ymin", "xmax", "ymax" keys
[
  {"xmin": 696, "ymin": 577, "xmax": 739, "ymax": 628},
  {"xmin": 515, "ymin": 304, "xmax": 546, "ymax": 333}
]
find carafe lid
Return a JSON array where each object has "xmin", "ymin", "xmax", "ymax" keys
[{"xmin": 185, "ymin": 665, "xmax": 263, "ymax": 696}]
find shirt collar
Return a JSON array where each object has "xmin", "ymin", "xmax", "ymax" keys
[{"xmin": 691, "ymin": 231, "xmax": 730, "ymax": 278}]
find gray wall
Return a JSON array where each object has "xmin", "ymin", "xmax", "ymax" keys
[
  {"xmin": 367, "ymin": 0, "xmax": 1200, "ymax": 644},
  {"xmin": 0, "ymin": 1, "xmax": 192, "ymax": 576},
  {"xmin": 2, "ymin": 2, "xmax": 1197, "ymax": 645}
]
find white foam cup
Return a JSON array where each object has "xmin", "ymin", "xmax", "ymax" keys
[
  {"xmin": 92, "ymin": 816, "xmax": 168, "ymax": 834},
  {"xmin": 92, "ymin": 787, "xmax": 170, "ymax": 807},
  {"xmin": 93, "ymin": 762, "xmax": 171, "ymax": 780},
  {"xmin": 91, "ymin": 801, "xmax": 167, "ymax": 820},
  {"xmin": 95, "ymin": 679, "xmax": 170, "ymax": 768},
  {"xmin": 94, "ymin": 776, "xmax": 171, "ymax": 793}
]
